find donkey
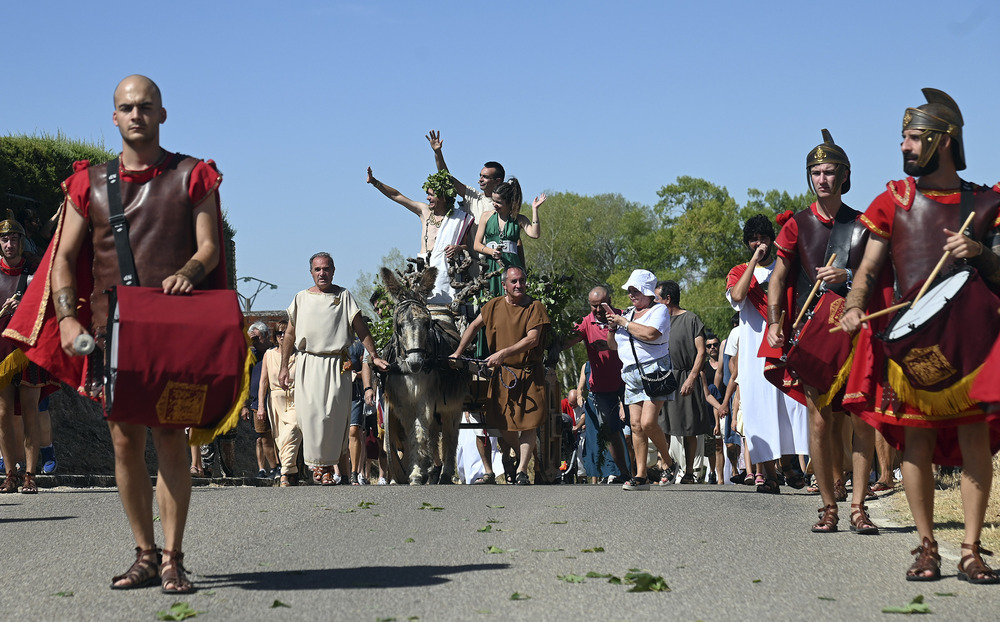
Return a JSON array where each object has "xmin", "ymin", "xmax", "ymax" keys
[{"xmin": 379, "ymin": 265, "xmax": 471, "ymax": 485}]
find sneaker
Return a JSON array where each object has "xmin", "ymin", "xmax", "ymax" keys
[
  {"xmin": 359, "ymin": 475, "xmax": 370, "ymax": 485},
  {"xmin": 40, "ymin": 445, "xmax": 57, "ymax": 474},
  {"xmin": 377, "ymin": 477, "xmax": 388, "ymax": 486},
  {"xmin": 332, "ymin": 473, "xmax": 342, "ymax": 485},
  {"xmin": 256, "ymin": 469, "xmax": 267, "ymax": 478},
  {"xmin": 606, "ymin": 474, "xmax": 622, "ymax": 485},
  {"xmin": 623, "ymin": 477, "xmax": 650, "ymax": 491},
  {"xmin": 271, "ymin": 467, "xmax": 281, "ymax": 479},
  {"xmin": 707, "ymin": 473, "xmax": 718, "ymax": 485}
]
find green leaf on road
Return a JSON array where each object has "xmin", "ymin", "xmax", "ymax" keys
[
  {"xmin": 486, "ymin": 519, "xmax": 500, "ymax": 523},
  {"xmin": 477, "ymin": 525, "xmax": 492, "ymax": 533},
  {"xmin": 550, "ymin": 521, "xmax": 568, "ymax": 524},
  {"xmin": 549, "ymin": 505, "xmax": 566, "ymax": 508},
  {"xmin": 934, "ymin": 593, "xmax": 956, "ymax": 597},
  {"xmin": 531, "ymin": 548, "xmax": 564, "ymax": 552},
  {"xmin": 586, "ymin": 571, "xmax": 614, "ymax": 578},
  {"xmin": 156, "ymin": 602, "xmax": 202, "ymax": 620},
  {"xmin": 752, "ymin": 579, "xmax": 762, "ymax": 583},
  {"xmin": 557, "ymin": 573, "xmax": 587, "ymax": 583},
  {"xmin": 340, "ymin": 508, "xmax": 355, "ymax": 513},
  {"xmin": 818, "ymin": 597, "xmax": 835, "ymax": 601},
  {"xmin": 404, "ymin": 538, "xmax": 415, "ymax": 543},
  {"xmin": 271, "ymin": 600, "xmax": 291, "ymax": 608},
  {"xmin": 509, "ymin": 592, "xmax": 531, "ymax": 600},
  {"xmin": 581, "ymin": 547, "xmax": 605, "ymax": 553},
  {"xmin": 52, "ymin": 591, "xmax": 73, "ymax": 597},
  {"xmin": 153, "ymin": 515, "xmax": 160, "ymax": 522},
  {"xmin": 624, "ymin": 571, "xmax": 670, "ymax": 592},
  {"xmin": 882, "ymin": 595, "xmax": 931, "ymax": 614},
  {"xmin": 486, "ymin": 505, "xmax": 504, "ymax": 509},
  {"xmin": 358, "ymin": 500, "xmax": 376, "ymax": 509},
  {"xmin": 418, "ymin": 502, "xmax": 444, "ymax": 511},
  {"xmin": 486, "ymin": 545, "xmax": 515, "ymax": 554}
]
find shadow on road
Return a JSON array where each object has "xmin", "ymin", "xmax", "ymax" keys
[
  {"xmin": 0, "ymin": 515, "xmax": 78, "ymax": 524},
  {"xmin": 198, "ymin": 563, "xmax": 511, "ymax": 591}
]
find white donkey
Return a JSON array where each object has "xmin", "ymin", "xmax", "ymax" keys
[{"xmin": 380, "ymin": 265, "xmax": 471, "ymax": 485}]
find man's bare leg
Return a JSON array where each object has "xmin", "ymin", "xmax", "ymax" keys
[
  {"xmin": 902, "ymin": 426, "xmax": 938, "ymax": 579},
  {"xmin": 849, "ymin": 414, "xmax": 878, "ymax": 533},
  {"xmin": 806, "ymin": 387, "xmax": 837, "ymax": 515},
  {"xmin": 108, "ymin": 421, "xmax": 157, "ymax": 588},
  {"xmin": 957, "ymin": 422, "xmax": 992, "ymax": 546},
  {"xmin": 683, "ymin": 435, "xmax": 697, "ymax": 478},
  {"xmin": 150, "ymin": 427, "xmax": 191, "ymax": 553},
  {"xmin": 874, "ymin": 429, "xmax": 896, "ymax": 487},
  {"xmin": 0, "ymin": 385, "xmax": 23, "ymax": 477}
]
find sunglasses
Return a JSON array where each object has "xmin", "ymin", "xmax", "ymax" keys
[
  {"xmin": 706, "ymin": 343, "xmax": 720, "ymax": 348},
  {"xmin": 275, "ymin": 331, "xmax": 285, "ymax": 336}
]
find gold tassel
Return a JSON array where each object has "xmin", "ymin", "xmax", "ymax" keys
[
  {"xmin": 815, "ymin": 335, "xmax": 859, "ymax": 410},
  {"xmin": 886, "ymin": 359, "xmax": 982, "ymax": 416},
  {"xmin": 188, "ymin": 346, "xmax": 254, "ymax": 446},
  {"xmin": 0, "ymin": 349, "xmax": 30, "ymax": 390}
]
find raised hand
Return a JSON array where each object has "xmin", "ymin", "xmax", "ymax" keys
[
  {"xmin": 532, "ymin": 193, "xmax": 547, "ymax": 209},
  {"xmin": 426, "ymin": 130, "xmax": 443, "ymax": 151},
  {"xmin": 366, "ymin": 166, "xmax": 375, "ymax": 184}
]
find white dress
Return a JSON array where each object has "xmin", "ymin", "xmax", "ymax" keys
[{"xmin": 726, "ymin": 263, "xmax": 809, "ymax": 463}]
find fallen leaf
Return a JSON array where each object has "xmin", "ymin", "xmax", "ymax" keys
[
  {"xmin": 818, "ymin": 596, "xmax": 835, "ymax": 601},
  {"xmin": 52, "ymin": 591, "xmax": 73, "ymax": 597},
  {"xmin": 486, "ymin": 545, "xmax": 514, "ymax": 554},
  {"xmin": 752, "ymin": 579, "xmax": 762, "ymax": 584},
  {"xmin": 271, "ymin": 600, "xmax": 291, "ymax": 609},
  {"xmin": 550, "ymin": 521, "xmax": 568, "ymax": 525},
  {"xmin": 509, "ymin": 592, "xmax": 531, "ymax": 601},
  {"xmin": 358, "ymin": 500, "xmax": 376, "ymax": 509},
  {"xmin": 156, "ymin": 602, "xmax": 203, "ymax": 620},
  {"xmin": 477, "ymin": 525, "xmax": 492, "ymax": 533},
  {"xmin": 882, "ymin": 595, "xmax": 931, "ymax": 614},
  {"xmin": 557, "ymin": 573, "xmax": 587, "ymax": 583},
  {"xmin": 405, "ymin": 538, "xmax": 415, "ymax": 543},
  {"xmin": 531, "ymin": 548, "xmax": 564, "ymax": 552},
  {"xmin": 418, "ymin": 502, "xmax": 444, "ymax": 511},
  {"xmin": 934, "ymin": 593, "xmax": 957, "ymax": 597},
  {"xmin": 486, "ymin": 505, "xmax": 504, "ymax": 509},
  {"xmin": 624, "ymin": 571, "xmax": 669, "ymax": 593},
  {"xmin": 586, "ymin": 571, "xmax": 613, "ymax": 578},
  {"xmin": 581, "ymin": 547, "xmax": 605, "ymax": 553}
]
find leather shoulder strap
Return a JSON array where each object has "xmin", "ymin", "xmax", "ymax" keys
[{"xmin": 105, "ymin": 158, "xmax": 140, "ymax": 287}]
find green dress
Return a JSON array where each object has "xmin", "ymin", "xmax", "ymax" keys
[{"xmin": 483, "ymin": 212, "xmax": 523, "ymax": 296}]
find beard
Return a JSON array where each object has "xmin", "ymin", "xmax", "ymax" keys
[{"xmin": 903, "ymin": 149, "xmax": 940, "ymax": 177}]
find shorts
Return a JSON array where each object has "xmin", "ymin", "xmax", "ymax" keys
[
  {"xmin": 350, "ymin": 399, "xmax": 364, "ymax": 427},
  {"xmin": 621, "ymin": 357, "xmax": 672, "ymax": 405},
  {"xmin": 254, "ymin": 409, "xmax": 271, "ymax": 434},
  {"xmin": 590, "ymin": 390, "xmax": 625, "ymax": 433}
]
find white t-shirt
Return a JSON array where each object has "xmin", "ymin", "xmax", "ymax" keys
[
  {"xmin": 461, "ymin": 187, "xmax": 493, "ymax": 224},
  {"xmin": 723, "ymin": 326, "xmax": 740, "ymax": 358},
  {"xmin": 614, "ymin": 303, "xmax": 670, "ymax": 367}
]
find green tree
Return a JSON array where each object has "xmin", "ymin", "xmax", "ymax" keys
[{"xmin": 353, "ymin": 247, "xmax": 406, "ymax": 316}]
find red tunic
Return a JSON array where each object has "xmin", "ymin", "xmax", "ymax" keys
[
  {"xmin": 845, "ymin": 178, "xmax": 1000, "ymax": 465},
  {"xmin": 3, "ymin": 154, "xmax": 226, "ymax": 398},
  {"xmin": 725, "ymin": 263, "xmax": 768, "ymax": 320}
]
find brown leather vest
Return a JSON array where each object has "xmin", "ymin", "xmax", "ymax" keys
[
  {"xmin": 86, "ymin": 154, "xmax": 200, "ymax": 330},
  {"xmin": 890, "ymin": 184, "xmax": 1000, "ymax": 298},
  {"xmin": 791, "ymin": 205, "xmax": 868, "ymax": 315},
  {"xmin": 0, "ymin": 257, "xmax": 37, "ymax": 332}
]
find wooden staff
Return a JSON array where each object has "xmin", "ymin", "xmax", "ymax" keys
[
  {"xmin": 791, "ymin": 253, "xmax": 837, "ymax": 331},
  {"xmin": 829, "ymin": 301, "xmax": 911, "ymax": 333},
  {"xmin": 912, "ymin": 210, "xmax": 977, "ymax": 304}
]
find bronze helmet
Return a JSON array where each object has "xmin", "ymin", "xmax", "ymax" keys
[
  {"xmin": 902, "ymin": 88, "xmax": 965, "ymax": 171},
  {"xmin": 0, "ymin": 210, "xmax": 26, "ymax": 238},
  {"xmin": 806, "ymin": 129, "xmax": 851, "ymax": 194}
]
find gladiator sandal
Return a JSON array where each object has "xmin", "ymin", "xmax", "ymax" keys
[
  {"xmin": 958, "ymin": 541, "xmax": 1000, "ymax": 584},
  {"xmin": 110, "ymin": 547, "xmax": 161, "ymax": 590},
  {"xmin": 905, "ymin": 537, "xmax": 941, "ymax": 582},
  {"xmin": 811, "ymin": 504, "xmax": 839, "ymax": 533},
  {"xmin": 849, "ymin": 503, "xmax": 879, "ymax": 535},
  {"xmin": 20, "ymin": 471, "xmax": 38, "ymax": 494},
  {"xmin": 160, "ymin": 549, "xmax": 195, "ymax": 594},
  {"xmin": 0, "ymin": 470, "xmax": 18, "ymax": 493},
  {"xmin": 833, "ymin": 479, "xmax": 848, "ymax": 502}
]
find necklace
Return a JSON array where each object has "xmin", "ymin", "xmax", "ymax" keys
[{"xmin": 424, "ymin": 213, "xmax": 444, "ymax": 252}]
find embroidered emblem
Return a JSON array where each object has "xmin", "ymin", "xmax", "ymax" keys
[
  {"xmin": 902, "ymin": 345, "xmax": 957, "ymax": 387},
  {"xmin": 156, "ymin": 381, "xmax": 208, "ymax": 425},
  {"xmin": 827, "ymin": 298, "xmax": 845, "ymax": 325}
]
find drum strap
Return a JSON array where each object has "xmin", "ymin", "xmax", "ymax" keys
[
  {"xmin": 959, "ymin": 187, "xmax": 975, "ymax": 237},
  {"xmin": 105, "ymin": 158, "xmax": 140, "ymax": 287}
]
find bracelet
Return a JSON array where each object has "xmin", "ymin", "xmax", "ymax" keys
[
  {"xmin": 364, "ymin": 387, "xmax": 373, "ymax": 393},
  {"xmin": 531, "ymin": 220, "xmax": 539, "ymax": 224},
  {"xmin": 53, "ymin": 287, "xmax": 78, "ymax": 321},
  {"xmin": 844, "ymin": 268, "xmax": 853, "ymax": 283}
]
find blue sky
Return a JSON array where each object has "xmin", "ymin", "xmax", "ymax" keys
[{"xmin": 4, "ymin": 1, "xmax": 999, "ymax": 311}]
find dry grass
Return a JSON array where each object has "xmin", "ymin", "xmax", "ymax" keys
[{"xmin": 891, "ymin": 454, "xmax": 1000, "ymax": 551}]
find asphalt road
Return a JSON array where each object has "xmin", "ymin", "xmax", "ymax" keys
[{"xmin": 2, "ymin": 480, "xmax": 998, "ymax": 621}]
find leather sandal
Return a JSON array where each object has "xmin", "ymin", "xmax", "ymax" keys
[
  {"xmin": 311, "ymin": 467, "xmax": 324, "ymax": 485},
  {"xmin": 833, "ymin": 479, "xmax": 848, "ymax": 502},
  {"xmin": 279, "ymin": 473, "xmax": 297, "ymax": 487},
  {"xmin": 20, "ymin": 471, "xmax": 38, "ymax": 494},
  {"xmin": 755, "ymin": 478, "xmax": 780, "ymax": 495},
  {"xmin": 782, "ymin": 467, "xmax": 807, "ymax": 490},
  {"xmin": 0, "ymin": 470, "xmax": 18, "ymax": 494},
  {"xmin": 111, "ymin": 547, "xmax": 161, "ymax": 590},
  {"xmin": 958, "ymin": 541, "xmax": 1000, "ymax": 584},
  {"xmin": 320, "ymin": 469, "xmax": 335, "ymax": 486},
  {"xmin": 811, "ymin": 504, "xmax": 839, "ymax": 533},
  {"xmin": 160, "ymin": 549, "xmax": 195, "ymax": 594},
  {"xmin": 849, "ymin": 503, "xmax": 879, "ymax": 535},
  {"xmin": 906, "ymin": 537, "xmax": 941, "ymax": 582},
  {"xmin": 869, "ymin": 481, "xmax": 893, "ymax": 493},
  {"xmin": 471, "ymin": 473, "xmax": 496, "ymax": 485}
]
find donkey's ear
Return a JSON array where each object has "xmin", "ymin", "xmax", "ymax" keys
[
  {"xmin": 380, "ymin": 267, "xmax": 403, "ymax": 302},
  {"xmin": 414, "ymin": 266, "xmax": 438, "ymax": 300}
]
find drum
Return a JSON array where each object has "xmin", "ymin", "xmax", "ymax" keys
[
  {"xmin": 880, "ymin": 267, "xmax": 1000, "ymax": 412},
  {"xmin": 104, "ymin": 286, "xmax": 250, "ymax": 431},
  {"xmin": 785, "ymin": 290, "xmax": 854, "ymax": 398}
]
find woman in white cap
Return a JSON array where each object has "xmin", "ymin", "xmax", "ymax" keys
[{"xmin": 604, "ymin": 269, "xmax": 673, "ymax": 491}]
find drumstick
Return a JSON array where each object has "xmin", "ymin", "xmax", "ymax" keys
[
  {"xmin": 828, "ymin": 301, "xmax": 911, "ymax": 333},
  {"xmin": 912, "ymin": 210, "xmax": 977, "ymax": 304},
  {"xmin": 792, "ymin": 254, "xmax": 837, "ymax": 331}
]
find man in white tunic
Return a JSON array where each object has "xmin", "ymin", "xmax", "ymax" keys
[
  {"xmin": 725, "ymin": 215, "xmax": 808, "ymax": 494},
  {"xmin": 279, "ymin": 253, "xmax": 388, "ymax": 484}
]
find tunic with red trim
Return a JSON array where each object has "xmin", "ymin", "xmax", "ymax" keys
[{"xmin": 848, "ymin": 177, "xmax": 1000, "ymax": 465}]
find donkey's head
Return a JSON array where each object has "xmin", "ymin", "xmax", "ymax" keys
[{"xmin": 381, "ymin": 266, "xmax": 438, "ymax": 372}]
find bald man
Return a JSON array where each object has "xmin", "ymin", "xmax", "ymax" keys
[
  {"xmin": 563, "ymin": 286, "xmax": 632, "ymax": 478},
  {"xmin": 52, "ymin": 75, "xmax": 223, "ymax": 593}
]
